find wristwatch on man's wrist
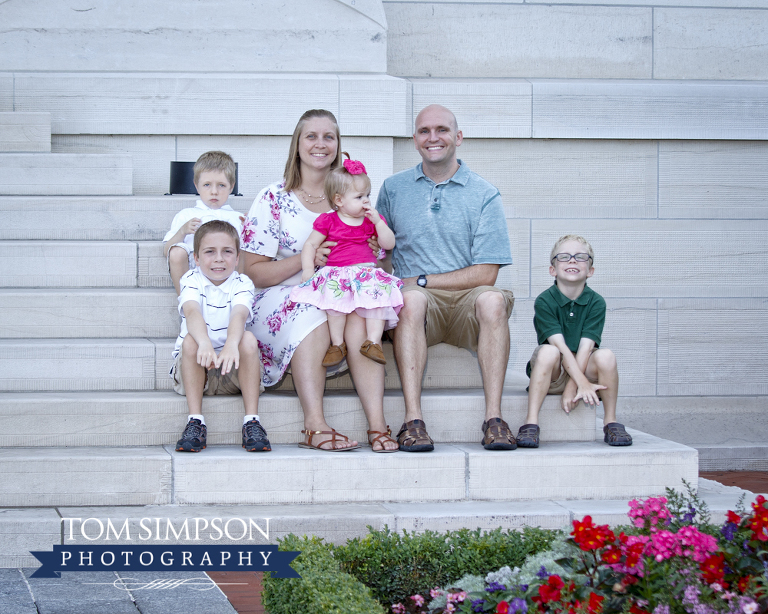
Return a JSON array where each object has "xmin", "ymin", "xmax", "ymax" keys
[{"xmin": 417, "ymin": 274, "xmax": 428, "ymax": 288}]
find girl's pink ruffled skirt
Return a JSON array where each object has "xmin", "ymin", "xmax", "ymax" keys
[{"xmin": 289, "ymin": 264, "xmax": 404, "ymax": 330}]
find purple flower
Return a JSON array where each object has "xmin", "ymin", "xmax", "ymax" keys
[
  {"xmin": 721, "ymin": 523, "xmax": 737, "ymax": 541},
  {"xmin": 510, "ymin": 598, "xmax": 528, "ymax": 614},
  {"xmin": 684, "ymin": 585, "xmax": 700, "ymax": 605},
  {"xmin": 683, "ymin": 505, "xmax": 696, "ymax": 523},
  {"xmin": 471, "ymin": 599, "xmax": 486, "ymax": 612},
  {"xmin": 486, "ymin": 582, "xmax": 506, "ymax": 592},
  {"xmin": 536, "ymin": 565, "xmax": 548, "ymax": 579}
]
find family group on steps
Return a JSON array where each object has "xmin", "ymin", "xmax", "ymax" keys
[{"xmin": 163, "ymin": 105, "xmax": 633, "ymax": 456}]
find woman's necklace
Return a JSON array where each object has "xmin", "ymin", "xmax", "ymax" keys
[{"xmin": 297, "ymin": 187, "xmax": 326, "ymax": 206}]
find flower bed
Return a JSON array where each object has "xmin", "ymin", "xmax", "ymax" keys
[{"xmin": 390, "ymin": 488, "xmax": 767, "ymax": 614}]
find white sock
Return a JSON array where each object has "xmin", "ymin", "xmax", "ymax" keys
[
  {"xmin": 188, "ymin": 414, "xmax": 205, "ymax": 425},
  {"xmin": 243, "ymin": 414, "xmax": 260, "ymax": 425}
]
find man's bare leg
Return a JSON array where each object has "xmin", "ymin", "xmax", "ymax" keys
[
  {"xmin": 475, "ymin": 291, "xmax": 511, "ymax": 422},
  {"xmin": 392, "ymin": 291, "xmax": 429, "ymax": 422}
]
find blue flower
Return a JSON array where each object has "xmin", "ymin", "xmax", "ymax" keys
[
  {"xmin": 510, "ymin": 598, "xmax": 528, "ymax": 613},
  {"xmin": 471, "ymin": 599, "xmax": 486, "ymax": 612},
  {"xmin": 486, "ymin": 582, "xmax": 506, "ymax": 592},
  {"xmin": 536, "ymin": 565, "xmax": 548, "ymax": 579},
  {"xmin": 721, "ymin": 523, "xmax": 737, "ymax": 541}
]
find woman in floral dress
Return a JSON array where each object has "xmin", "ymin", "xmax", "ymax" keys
[{"xmin": 241, "ymin": 109, "xmax": 397, "ymax": 452}]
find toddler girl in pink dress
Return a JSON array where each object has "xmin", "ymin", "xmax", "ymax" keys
[{"xmin": 290, "ymin": 154, "xmax": 403, "ymax": 366}]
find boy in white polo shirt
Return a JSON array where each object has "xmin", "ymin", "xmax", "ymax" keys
[
  {"xmin": 164, "ymin": 150, "xmax": 244, "ymax": 295},
  {"xmin": 172, "ymin": 219, "xmax": 269, "ymax": 453}
]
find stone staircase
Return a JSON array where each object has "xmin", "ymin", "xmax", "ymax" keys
[{"xmin": 0, "ymin": 111, "xmax": 699, "ymax": 568}]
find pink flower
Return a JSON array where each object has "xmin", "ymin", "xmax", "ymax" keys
[
  {"xmin": 430, "ymin": 588, "xmax": 443, "ymax": 599},
  {"xmin": 410, "ymin": 595, "xmax": 425, "ymax": 607},
  {"xmin": 343, "ymin": 158, "xmax": 367, "ymax": 175},
  {"xmin": 391, "ymin": 604, "xmax": 405, "ymax": 614}
]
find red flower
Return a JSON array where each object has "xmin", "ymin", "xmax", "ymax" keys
[
  {"xmin": 700, "ymin": 553, "xmax": 726, "ymax": 585},
  {"xmin": 727, "ymin": 510, "xmax": 741, "ymax": 524},
  {"xmin": 737, "ymin": 576, "xmax": 753, "ymax": 594},
  {"xmin": 629, "ymin": 606, "xmax": 649, "ymax": 614},
  {"xmin": 601, "ymin": 545, "xmax": 622, "ymax": 564},
  {"xmin": 538, "ymin": 575, "xmax": 565, "ymax": 603},
  {"xmin": 496, "ymin": 601, "xmax": 510, "ymax": 614},
  {"xmin": 587, "ymin": 592, "xmax": 605, "ymax": 614}
]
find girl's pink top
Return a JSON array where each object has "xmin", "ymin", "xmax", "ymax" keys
[{"xmin": 313, "ymin": 211, "xmax": 387, "ymax": 267}]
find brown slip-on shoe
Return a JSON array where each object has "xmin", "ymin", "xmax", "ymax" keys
[
  {"xmin": 359, "ymin": 340, "xmax": 386, "ymax": 364},
  {"xmin": 321, "ymin": 342, "xmax": 347, "ymax": 367}
]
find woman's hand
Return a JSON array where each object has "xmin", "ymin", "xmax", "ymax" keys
[
  {"xmin": 314, "ymin": 240, "xmax": 337, "ymax": 267},
  {"xmin": 367, "ymin": 235, "xmax": 381, "ymax": 259}
]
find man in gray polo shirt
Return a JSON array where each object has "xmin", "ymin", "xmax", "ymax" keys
[{"xmin": 377, "ymin": 104, "xmax": 516, "ymax": 452}]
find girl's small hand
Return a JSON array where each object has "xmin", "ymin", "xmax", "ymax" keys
[{"xmin": 363, "ymin": 204, "xmax": 381, "ymax": 224}]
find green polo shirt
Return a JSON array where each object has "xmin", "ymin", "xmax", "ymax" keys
[{"xmin": 533, "ymin": 282, "xmax": 606, "ymax": 353}]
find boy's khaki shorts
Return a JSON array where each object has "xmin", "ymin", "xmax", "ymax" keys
[
  {"xmin": 171, "ymin": 352, "xmax": 243, "ymax": 396},
  {"xmin": 167, "ymin": 242, "xmax": 195, "ymax": 271},
  {"xmin": 401, "ymin": 285, "xmax": 515, "ymax": 352},
  {"xmin": 528, "ymin": 344, "xmax": 598, "ymax": 395}
]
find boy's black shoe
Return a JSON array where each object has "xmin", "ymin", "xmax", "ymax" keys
[
  {"xmin": 176, "ymin": 418, "xmax": 207, "ymax": 452},
  {"xmin": 242, "ymin": 419, "xmax": 271, "ymax": 452}
]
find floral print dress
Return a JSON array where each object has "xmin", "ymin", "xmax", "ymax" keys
[{"xmin": 241, "ymin": 182, "xmax": 334, "ymax": 388}]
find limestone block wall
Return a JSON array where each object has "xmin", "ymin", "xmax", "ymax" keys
[{"xmin": 2, "ymin": 0, "xmax": 767, "ymax": 448}]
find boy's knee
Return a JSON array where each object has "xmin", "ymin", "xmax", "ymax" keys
[
  {"xmin": 535, "ymin": 344, "xmax": 561, "ymax": 368},
  {"xmin": 239, "ymin": 331, "xmax": 258, "ymax": 354},
  {"xmin": 181, "ymin": 335, "xmax": 199, "ymax": 356},
  {"xmin": 593, "ymin": 348, "xmax": 617, "ymax": 372},
  {"xmin": 169, "ymin": 246, "xmax": 189, "ymax": 265},
  {"xmin": 474, "ymin": 290, "xmax": 507, "ymax": 324}
]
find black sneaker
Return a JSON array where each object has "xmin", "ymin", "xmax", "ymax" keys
[
  {"xmin": 242, "ymin": 419, "xmax": 271, "ymax": 452},
  {"xmin": 176, "ymin": 418, "xmax": 207, "ymax": 452}
]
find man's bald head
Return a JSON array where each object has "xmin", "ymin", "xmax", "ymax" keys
[{"xmin": 414, "ymin": 104, "xmax": 459, "ymax": 134}]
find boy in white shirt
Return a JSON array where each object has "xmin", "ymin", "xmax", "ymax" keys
[
  {"xmin": 164, "ymin": 151, "xmax": 244, "ymax": 295},
  {"xmin": 172, "ymin": 219, "xmax": 269, "ymax": 453}
]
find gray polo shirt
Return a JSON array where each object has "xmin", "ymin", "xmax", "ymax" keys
[{"xmin": 376, "ymin": 160, "xmax": 512, "ymax": 279}]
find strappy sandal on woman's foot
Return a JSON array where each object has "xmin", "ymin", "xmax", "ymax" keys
[
  {"xmin": 299, "ymin": 428, "xmax": 360, "ymax": 452},
  {"xmin": 322, "ymin": 343, "xmax": 347, "ymax": 367},
  {"xmin": 367, "ymin": 426, "xmax": 398, "ymax": 453}
]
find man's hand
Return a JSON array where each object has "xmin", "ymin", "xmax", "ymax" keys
[{"xmin": 367, "ymin": 235, "xmax": 381, "ymax": 259}]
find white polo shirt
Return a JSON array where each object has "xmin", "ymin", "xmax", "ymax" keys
[
  {"xmin": 172, "ymin": 268, "xmax": 255, "ymax": 360},
  {"xmin": 163, "ymin": 200, "xmax": 244, "ymax": 248}
]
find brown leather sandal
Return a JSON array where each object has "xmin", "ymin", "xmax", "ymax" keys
[
  {"xmin": 322, "ymin": 343, "xmax": 347, "ymax": 367},
  {"xmin": 367, "ymin": 426, "xmax": 398, "ymax": 453},
  {"xmin": 481, "ymin": 417, "xmax": 517, "ymax": 450},
  {"xmin": 603, "ymin": 422, "xmax": 633, "ymax": 446},
  {"xmin": 360, "ymin": 340, "xmax": 386, "ymax": 364},
  {"xmin": 299, "ymin": 428, "xmax": 360, "ymax": 452},
  {"xmin": 396, "ymin": 419, "xmax": 434, "ymax": 452}
]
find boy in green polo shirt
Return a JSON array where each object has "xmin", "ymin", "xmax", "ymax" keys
[{"xmin": 517, "ymin": 235, "xmax": 632, "ymax": 448}]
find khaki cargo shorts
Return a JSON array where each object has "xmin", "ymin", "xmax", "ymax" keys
[
  {"xmin": 528, "ymin": 344, "xmax": 597, "ymax": 395},
  {"xmin": 171, "ymin": 352, "xmax": 244, "ymax": 396},
  {"xmin": 402, "ymin": 285, "xmax": 515, "ymax": 352}
]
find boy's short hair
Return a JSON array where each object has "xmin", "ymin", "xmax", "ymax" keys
[
  {"xmin": 550, "ymin": 234, "xmax": 594, "ymax": 263},
  {"xmin": 193, "ymin": 151, "xmax": 236, "ymax": 186},
  {"xmin": 324, "ymin": 154, "xmax": 372, "ymax": 210},
  {"xmin": 193, "ymin": 220, "xmax": 240, "ymax": 256}
]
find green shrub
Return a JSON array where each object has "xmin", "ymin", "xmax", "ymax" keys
[
  {"xmin": 334, "ymin": 526, "xmax": 560, "ymax": 605},
  {"xmin": 262, "ymin": 534, "xmax": 386, "ymax": 614}
]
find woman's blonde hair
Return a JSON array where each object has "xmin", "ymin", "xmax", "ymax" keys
[
  {"xmin": 283, "ymin": 109, "xmax": 342, "ymax": 192},
  {"xmin": 324, "ymin": 153, "xmax": 372, "ymax": 210}
]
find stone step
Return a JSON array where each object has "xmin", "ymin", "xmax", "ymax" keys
[
  {"xmin": 0, "ymin": 153, "xmax": 132, "ymax": 196},
  {"xmin": 0, "ymin": 428, "xmax": 697, "ymax": 508},
  {"xmin": 0, "ymin": 338, "xmax": 506, "ymax": 393},
  {"xmin": 0, "ymin": 195, "xmax": 252, "ymax": 240},
  {"xmin": 0, "ymin": 388, "xmax": 594, "ymax": 447},
  {"xmin": 1, "ymin": 478, "xmax": 751, "ymax": 568},
  {"xmin": 0, "ymin": 113, "xmax": 51, "ymax": 153},
  {"xmin": 0, "ymin": 241, "xmax": 138, "ymax": 288}
]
